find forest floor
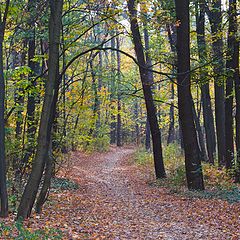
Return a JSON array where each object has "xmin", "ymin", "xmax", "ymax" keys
[{"xmin": 2, "ymin": 146, "xmax": 240, "ymax": 239}]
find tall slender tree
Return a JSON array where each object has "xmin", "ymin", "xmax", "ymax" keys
[
  {"xmin": 0, "ymin": 0, "xmax": 10, "ymax": 218},
  {"xmin": 116, "ymin": 36, "xmax": 122, "ymax": 147},
  {"xmin": 206, "ymin": 0, "xmax": 225, "ymax": 166},
  {"xmin": 225, "ymin": 0, "xmax": 237, "ymax": 169},
  {"xmin": 128, "ymin": 0, "xmax": 166, "ymax": 179},
  {"xmin": 196, "ymin": 0, "xmax": 216, "ymax": 164},
  {"xmin": 175, "ymin": 0, "xmax": 204, "ymax": 190}
]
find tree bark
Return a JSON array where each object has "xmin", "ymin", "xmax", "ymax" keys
[
  {"xmin": 116, "ymin": 36, "xmax": 122, "ymax": 147},
  {"xmin": 0, "ymin": 0, "xmax": 10, "ymax": 218},
  {"xmin": 128, "ymin": 0, "xmax": 166, "ymax": 178},
  {"xmin": 175, "ymin": 0, "xmax": 204, "ymax": 190},
  {"xmin": 229, "ymin": 0, "xmax": 240, "ymax": 181},
  {"xmin": 192, "ymin": 97, "xmax": 207, "ymax": 162},
  {"xmin": 206, "ymin": 0, "xmax": 225, "ymax": 166},
  {"xmin": 196, "ymin": 0, "xmax": 216, "ymax": 164},
  {"xmin": 143, "ymin": 13, "xmax": 154, "ymax": 152},
  {"xmin": 225, "ymin": 0, "xmax": 237, "ymax": 169},
  {"xmin": 110, "ymin": 37, "xmax": 116, "ymax": 144},
  {"xmin": 22, "ymin": 0, "xmax": 38, "ymax": 166}
]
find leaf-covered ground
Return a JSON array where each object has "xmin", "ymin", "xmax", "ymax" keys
[{"xmin": 2, "ymin": 146, "xmax": 240, "ymax": 239}]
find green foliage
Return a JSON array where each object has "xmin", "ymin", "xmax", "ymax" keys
[
  {"xmin": 133, "ymin": 148, "xmax": 153, "ymax": 165},
  {"xmin": 0, "ymin": 220, "xmax": 62, "ymax": 239},
  {"xmin": 163, "ymin": 143, "xmax": 186, "ymax": 186},
  {"xmin": 78, "ymin": 125, "xmax": 110, "ymax": 152},
  {"xmin": 51, "ymin": 178, "xmax": 79, "ymax": 191},
  {"xmin": 146, "ymin": 143, "xmax": 240, "ymax": 203},
  {"xmin": 185, "ymin": 187, "xmax": 240, "ymax": 204}
]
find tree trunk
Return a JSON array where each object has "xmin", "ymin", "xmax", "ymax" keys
[
  {"xmin": 229, "ymin": 0, "xmax": 240, "ymax": 181},
  {"xmin": 22, "ymin": 0, "xmax": 38, "ymax": 166},
  {"xmin": 17, "ymin": 0, "xmax": 63, "ymax": 219},
  {"xmin": 35, "ymin": 140, "xmax": 53, "ymax": 213},
  {"xmin": 225, "ymin": 0, "xmax": 237, "ymax": 169},
  {"xmin": 143, "ymin": 16, "xmax": 154, "ymax": 152},
  {"xmin": 0, "ymin": 0, "xmax": 10, "ymax": 218},
  {"xmin": 116, "ymin": 36, "xmax": 122, "ymax": 147},
  {"xmin": 166, "ymin": 24, "xmax": 177, "ymax": 145},
  {"xmin": 192, "ymin": 97, "xmax": 207, "ymax": 162},
  {"xmin": 175, "ymin": 0, "xmax": 204, "ymax": 190},
  {"xmin": 196, "ymin": 0, "xmax": 216, "ymax": 164},
  {"xmin": 206, "ymin": 0, "xmax": 225, "ymax": 166},
  {"xmin": 110, "ymin": 37, "xmax": 116, "ymax": 144},
  {"xmin": 128, "ymin": 0, "xmax": 166, "ymax": 178},
  {"xmin": 167, "ymin": 83, "xmax": 175, "ymax": 144}
]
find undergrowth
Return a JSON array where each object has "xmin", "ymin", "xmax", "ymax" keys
[
  {"xmin": 51, "ymin": 177, "xmax": 79, "ymax": 191},
  {"xmin": 134, "ymin": 143, "xmax": 240, "ymax": 203},
  {"xmin": 0, "ymin": 220, "xmax": 62, "ymax": 240}
]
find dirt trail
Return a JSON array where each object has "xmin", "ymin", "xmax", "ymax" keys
[{"xmin": 46, "ymin": 146, "xmax": 239, "ymax": 240}]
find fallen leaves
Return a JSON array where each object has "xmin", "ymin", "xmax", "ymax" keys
[{"xmin": 1, "ymin": 146, "xmax": 240, "ymax": 239}]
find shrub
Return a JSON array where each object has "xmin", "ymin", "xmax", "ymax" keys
[{"xmin": 133, "ymin": 148, "xmax": 153, "ymax": 165}]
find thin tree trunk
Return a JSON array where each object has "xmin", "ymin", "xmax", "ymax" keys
[
  {"xmin": 35, "ymin": 140, "xmax": 53, "ymax": 213},
  {"xmin": 143, "ymin": 16, "xmax": 154, "ymax": 152},
  {"xmin": 225, "ymin": 0, "xmax": 237, "ymax": 169},
  {"xmin": 128, "ymin": 0, "xmax": 166, "ymax": 178},
  {"xmin": 167, "ymin": 83, "xmax": 175, "ymax": 144},
  {"xmin": 134, "ymin": 102, "xmax": 140, "ymax": 145},
  {"xmin": 196, "ymin": 0, "xmax": 216, "ymax": 164},
  {"xmin": 175, "ymin": 0, "xmax": 204, "ymax": 190},
  {"xmin": 206, "ymin": 0, "xmax": 225, "ymax": 166},
  {"xmin": 116, "ymin": 36, "xmax": 122, "ymax": 146},
  {"xmin": 192, "ymin": 98, "xmax": 207, "ymax": 162},
  {"xmin": 110, "ymin": 37, "xmax": 116, "ymax": 144},
  {"xmin": 0, "ymin": 0, "xmax": 10, "ymax": 218},
  {"xmin": 166, "ymin": 24, "xmax": 177, "ymax": 145},
  {"xmin": 228, "ymin": 0, "xmax": 240, "ymax": 181},
  {"xmin": 22, "ymin": 0, "xmax": 38, "ymax": 166}
]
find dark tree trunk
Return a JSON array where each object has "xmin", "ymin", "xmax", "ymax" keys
[
  {"xmin": 61, "ymin": 25, "xmax": 67, "ymax": 153},
  {"xmin": 128, "ymin": 0, "xmax": 166, "ymax": 178},
  {"xmin": 0, "ymin": 0, "xmax": 9, "ymax": 218},
  {"xmin": 145, "ymin": 119, "xmax": 151, "ymax": 151},
  {"xmin": 225, "ymin": 0, "xmax": 237, "ymax": 169},
  {"xmin": 235, "ymin": 39, "xmax": 240, "ymax": 181},
  {"xmin": 196, "ymin": 0, "xmax": 216, "ymax": 164},
  {"xmin": 35, "ymin": 73, "xmax": 60, "ymax": 212},
  {"xmin": 116, "ymin": 36, "xmax": 122, "ymax": 147},
  {"xmin": 192, "ymin": 98, "xmax": 207, "ymax": 162},
  {"xmin": 143, "ymin": 15, "xmax": 154, "ymax": 152},
  {"xmin": 22, "ymin": 0, "xmax": 38, "ymax": 165},
  {"xmin": 228, "ymin": 0, "xmax": 240, "ymax": 181},
  {"xmin": 15, "ymin": 43, "xmax": 27, "ymax": 139},
  {"xmin": 206, "ymin": 0, "xmax": 225, "ymax": 166},
  {"xmin": 134, "ymin": 102, "xmax": 140, "ymax": 145},
  {"xmin": 17, "ymin": 0, "xmax": 63, "ymax": 219},
  {"xmin": 35, "ymin": 140, "xmax": 53, "ymax": 213},
  {"xmin": 110, "ymin": 37, "xmax": 116, "ymax": 144},
  {"xmin": 175, "ymin": 0, "xmax": 204, "ymax": 190},
  {"xmin": 166, "ymin": 24, "xmax": 177, "ymax": 145},
  {"xmin": 167, "ymin": 83, "xmax": 175, "ymax": 145}
]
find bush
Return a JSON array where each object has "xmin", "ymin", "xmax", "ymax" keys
[{"xmin": 133, "ymin": 148, "xmax": 153, "ymax": 165}]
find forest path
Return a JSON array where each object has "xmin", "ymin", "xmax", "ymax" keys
[{"xmin": 43, "ymin": 146, "xmax": 239, "ymax": 239}]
